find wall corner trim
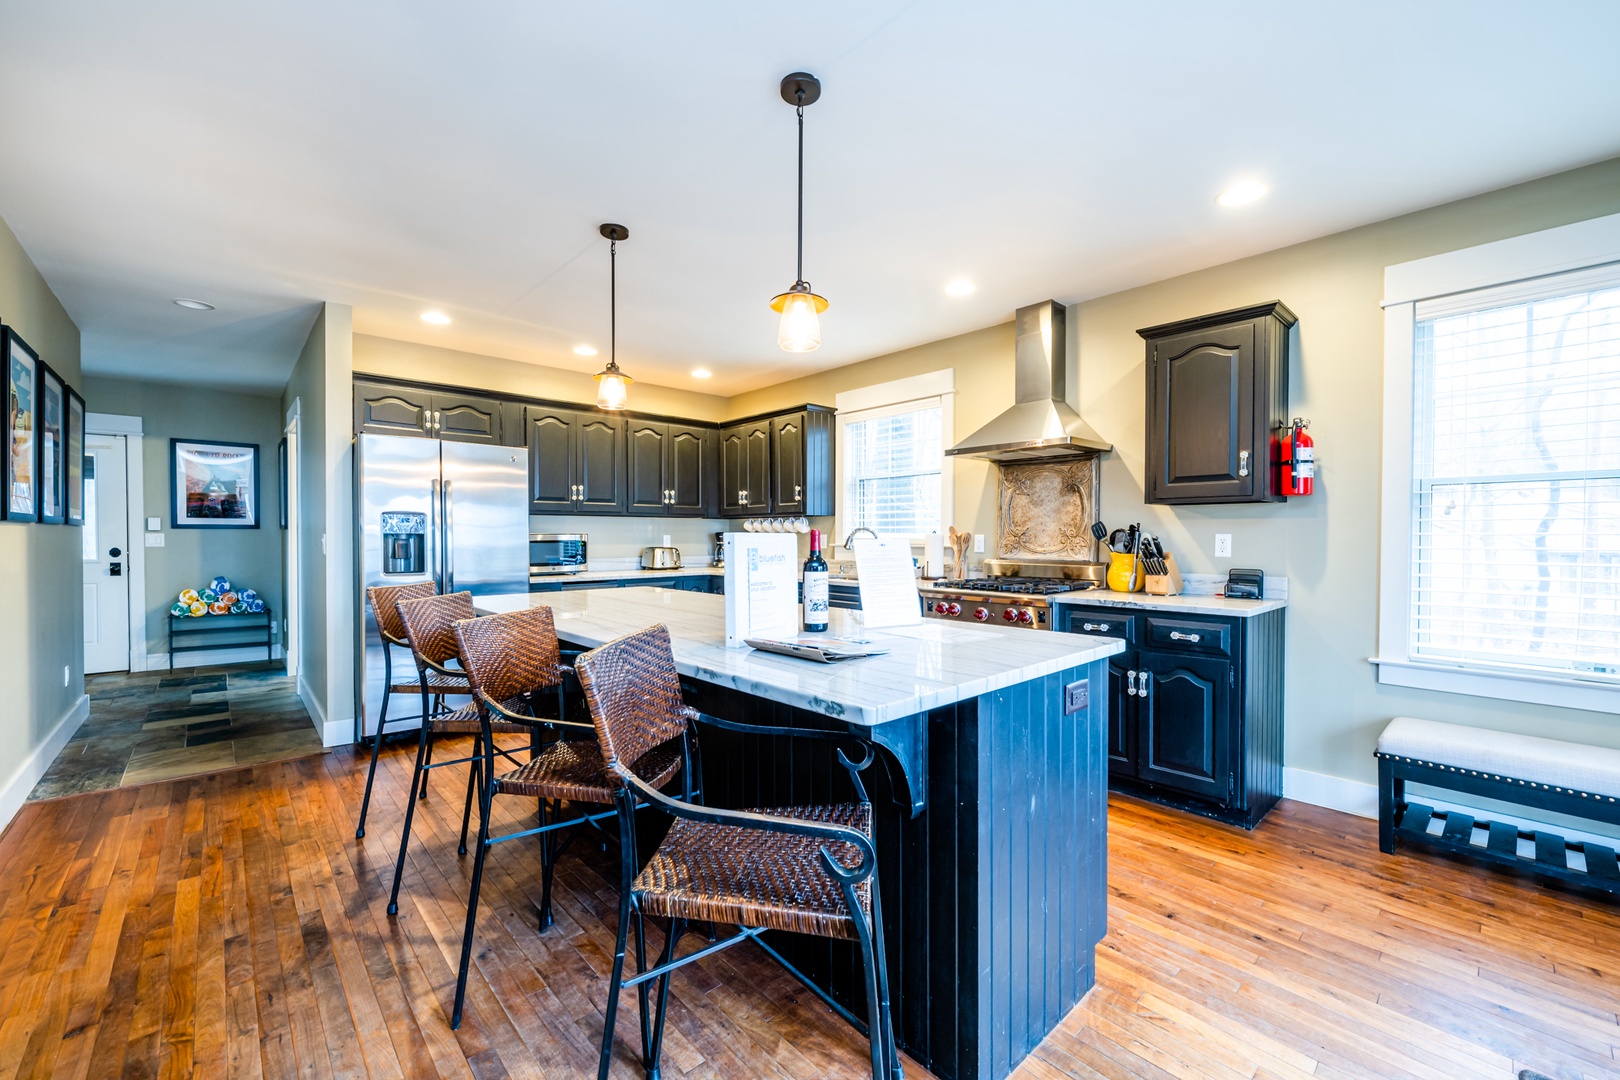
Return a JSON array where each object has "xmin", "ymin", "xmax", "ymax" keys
[{"xmin": 0, "ymin": 694, "xmax": 91, "ymax": 836}]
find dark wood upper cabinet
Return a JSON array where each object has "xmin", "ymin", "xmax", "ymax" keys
[
  {"xmin": 666, "ymin": 425, "xmax": 712, "ymax": 517},
  {"xmin": 1139, "ymin": 302, "xmax": 1295, "ymax": 504},
  {"xmin": 720, "ymin": 421, "xmax": 770, "ymax": 517},
  {"xmin": 433, "ymin": 393, "xmax": 503, "ymax": 444},
  {"xmin": 525, "ymin": 406, "xmax": 577, "ymax": 513},
  {"xmin": 771, "ymin": 413, "xmax": 806, "ymax": 514},
  {"xmin": 355, "ymin": 381, "xmax": 431, "ymax": 437},
  {"xmin": 575, "ymin": 415, "xmax": 625, "ymax": 513},
  {"xmin": 627, "ymin": 421, "xmax": 669, "ymax": 515}
]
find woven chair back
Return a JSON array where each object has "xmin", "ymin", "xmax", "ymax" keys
[
  {"xmin": 367, "ymin": 580, "xmax": 437, "ymax": 644},
  {"xmin": 397, "ymin": 591, "xmax": 476, "ymax": 671},
  {"xmin": 575, "ymin": 624, "xmax": 688, "ymax": 784},
  {"xmin": 453, "ymin": 606, "xmax": 563, "ymax": 706}
]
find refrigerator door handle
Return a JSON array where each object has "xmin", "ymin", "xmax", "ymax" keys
[
  {"xmin": 443, "ymin": 480, "xmax": 455, "ymax": 593},
  {"xmin": 430, "ymin": 478, "xmax": 443, "ymax": 590}
]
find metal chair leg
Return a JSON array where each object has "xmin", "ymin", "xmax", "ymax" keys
[
  {"xmin": 870, "ymin": 885, "xmax": 902, "ymax": 1079},
  {"xmin": 633, "ymin": 905, "xmax": 652, "ymax": 1069},
  {"xmin": 597, "ymin": 801, "xmax": 638, "ymax": 1080},
  {"xmin": 537, "ymin": 797, "xmax": 558, "ymax": 932},
  {"xmin": 451, "ymin": 754, "xmax": 494, "ymax": 1029},
  {"xmin": 645, "ymin": 917, "xmax": 686, "ymax": 1079},
  {"xmin": 458, "ymin": 733, "xmax": 481, "ymax": 856},
  {"xmin": 356, "ymin": 646, "xmax": 395, "ymax": 838},
  {"xmin": 387, "ymin": 723, "xmax": 431, "ymax": 917},
  {"xmin": 851, "ymin": 893, "xmax": 887, "ymax": 1080}
]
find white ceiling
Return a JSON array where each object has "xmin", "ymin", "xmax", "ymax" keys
[{"xmin": 3, "ymin": 2, "xmax": 1618, "ymax": 394}]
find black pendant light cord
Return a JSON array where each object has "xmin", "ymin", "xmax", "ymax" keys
[
  {"xmin": 609, "ymin": 238, "xmax": 617, "ymax": 371},
  {"xmin": 795, "ymin": 95, "xmax": 806, "ymax": 288}
]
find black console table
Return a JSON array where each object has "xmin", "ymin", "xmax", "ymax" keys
[{"xmin": 167, "ymin": 607, "xmax": 274, "ymax": 669}]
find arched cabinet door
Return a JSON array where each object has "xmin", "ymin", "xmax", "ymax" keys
[
  {"xmin": 576, "ymin": 415, "xmax": 626, "ymax": 512},
  {"xmin": 525, "ymin": 408, "xmax": 576, "ymax": 513},
  {"xmin": 1135, "ymin": 650, "xmax": 1232, "ymax": 802},
  {"xmin": 626, "ymin": 421, "xmax": 669, "ymax": 515},
  {"xmin": 355, "ymin": 381, "xmax": 431, "ymax": 437},
  {"xmin": 434, "ymin": 395, "xmax": 502, "ymax": 444}
]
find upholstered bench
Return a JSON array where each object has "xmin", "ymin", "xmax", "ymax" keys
[{"xmin": 1376, "ymin": 717, "xmax": 1620, "ymax": 897}]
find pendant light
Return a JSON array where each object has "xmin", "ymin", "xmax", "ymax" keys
[
  {"xmin": 594, "ymin": 223, "xmax": 632, "ymax": 410},
  {"xmin": 771, "ymin": 72, "xmax": 827, "ymax": 353}
]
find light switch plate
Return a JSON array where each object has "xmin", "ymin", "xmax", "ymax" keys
[
  {"xmin": 146, "ymin": 516, "xmax": 161, "ymax": 531},
  {"xmin": 1214, "ymin": 533, "xmax": 1232, "ymax": 558},
  {"xmin": 145, "ymin": 533, "xmax": 165, "ymax": 547},
  {"xmin": 974, "ymin": 534, "xmax": 985, "ymax": 553}
]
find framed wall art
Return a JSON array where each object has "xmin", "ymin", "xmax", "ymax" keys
[
  {"xmin": 65, "ymin": 386, "xmax": 86, "ymax": 526},
  {"xmin": 278, "ymin": 436, "xmax": 288, "ymax": 529},
  {"xmin": 4, "ymin": 328, "xmax": 39, "ymax": 523},
  {"xmin": 171, "ymin": 438, "xmax": 260, "ymax": 529},
  {"xmin": 38, "ymin": 363, "xmax": 65, "ymax": 524}
]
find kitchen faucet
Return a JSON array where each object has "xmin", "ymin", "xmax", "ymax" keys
[{"xmin": 842, "ymin": 526, "xmax": 878, "ymax": 550}]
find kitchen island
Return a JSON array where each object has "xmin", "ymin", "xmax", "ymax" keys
[{"xmin": 476, "ymin": 586, "xmax": 1123, "ymax": 1080}]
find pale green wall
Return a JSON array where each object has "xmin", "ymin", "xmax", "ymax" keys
[
  {"xmin": 733, "ymin": 156, "xmax": 1620, "ymax": 793},
  {"xmin": 0, "ymin": 211, "xmax": 83, "ymax": 815},
  {"xmin": 79, "ymin": 377, "xmax": 285, "ymax": 660},
  {"xmin": 282, "ymin": 303, "xmax": 354, "ymax": 740}
]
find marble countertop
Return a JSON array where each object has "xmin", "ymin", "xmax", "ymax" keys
[
  {"xmin": 477, "ymin": 586, "xmax": 1122, "ymax": 726},
  {"xmin": 532, "ymin": 566, "xmax": 723, "ymax": 584},
  {"xmin": 1049, "ymin": 590, "xmax": 1286, "ymax": 617}
]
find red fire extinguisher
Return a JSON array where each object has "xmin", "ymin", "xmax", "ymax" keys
[{"xmin": 1279, "ymin": 417, "xmax": 1314, "ymax": 496}]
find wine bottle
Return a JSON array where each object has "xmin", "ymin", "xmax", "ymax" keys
[{"xmin": 802, "ymin": 528, "xmax": 829, "ymax": 633}]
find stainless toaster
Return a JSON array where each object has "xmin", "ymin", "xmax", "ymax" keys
[{"xmin": 640, "ymin": 546, "xmax": 682, "ymax": 570}]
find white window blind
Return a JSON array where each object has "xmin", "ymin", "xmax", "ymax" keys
[
  {"xmin": 1409, "ymin": 270, "xmax": 1620, "ymax": 681},
  {"xmin": 841, "ymin": 400, "xmax": 942, "ymax": 539}
]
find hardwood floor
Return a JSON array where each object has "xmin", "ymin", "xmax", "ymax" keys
[{"xmin": 0, "ymin": 733, "xmax": 1615, "ymax": 1080}]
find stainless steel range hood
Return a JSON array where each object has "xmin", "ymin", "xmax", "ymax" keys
[{"xmin": 946, "ymin": 300, "xmax": 1112, "ymax": 461}]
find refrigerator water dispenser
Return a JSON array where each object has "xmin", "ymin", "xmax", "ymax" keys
[{"xmin": 381, "ymin": 511, "xmax": 427, "ymax": 575}]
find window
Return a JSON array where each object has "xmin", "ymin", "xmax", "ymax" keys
[
  {"xmin": 834, "ymin": 370, "xmax": 955, "ymax": 544},
  {"xmin": 842, "ymin": 402, "xmax": 943, "ymax": 537},
  {"xmin": 1410, "ymin": 276, "xmax": 1620, "ymax": 680},
  {"xmin": 1378, "ymin": 211, "xmax": 1620, "ymax": 711}
]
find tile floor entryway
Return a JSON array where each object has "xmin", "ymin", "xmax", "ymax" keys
[{"xmin": 28, "ymin": 663, "xmax": 325, "ymax": 799}]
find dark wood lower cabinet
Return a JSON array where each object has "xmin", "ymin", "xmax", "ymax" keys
[{"xmin": 1059, "ymin": 602, "xmax": 1283, "ymax": 829}]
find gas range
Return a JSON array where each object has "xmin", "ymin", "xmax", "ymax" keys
[{"xmin": 919, "ymin": 576, "xmax": 1103, "ymax": 630}]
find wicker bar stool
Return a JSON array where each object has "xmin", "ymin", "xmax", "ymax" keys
[
  {"xmin": 385, "ymin": 592, "xmax": 533, "ymax": 916},
  {"xmin": 448, "ymin": 606, "xmax": 687, "ymax": 1030},
  {"xmin": 356, "ymin": 581, "xmax": 468, "ymax": 838},
  {"xmin": 575, "ymin": 624, "xmax": 899, "ymax": 1080}
]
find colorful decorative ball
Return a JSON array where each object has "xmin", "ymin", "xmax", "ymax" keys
[
  {"xmin": 247, "ymin": 599, "xmax": 265, "ymax": 613},
  {"xmin": 170, "ymin": 601, "xmax": 189, "ymax": 617},
  {"xmin": 209, "ymin": 576, "xmax": 232, "ymax": 595},
  {"xmin": 188, "ymin": 601, "xmax": 208, "ymax": 617},
  {"xmin": 230, "ymin": 601, "xmax": 248, "ymax": 614},
  {"xmin": 221, "ymin": 591, "xmax": 239, "ymax": 606},
  {"xmin": 240, "ymin": 589, "xmax": 258, "ymax": 603},
  {"xmin": 208, "ymin": 601, "xmax": 230, "ymax": 615},
  {"xmin": 179, "ymin": 589, "xmax": 200, "ymax": 605}
]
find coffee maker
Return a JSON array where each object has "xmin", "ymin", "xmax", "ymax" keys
[{"xmin": 712, "ymin": 531, "xmax": 725, "ymax": 567}]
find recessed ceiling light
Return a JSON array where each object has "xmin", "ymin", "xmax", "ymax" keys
[
  {"xmin": 1216, "ymin": 180, "xmax": 1269, "ymax": 208},
  {"xmin": 420, "ymin": 309, "xmax": 451, "ymax": 325},
  {"xmin": 173, "ymin": 298, "xmax": 214, "ymax": 311},
  {"xmin": 573, "ymin": 344, "xmax": 598, "ymax": 357},
  {"xmin": 944, "ymin": 279, "xmax": 976, "ymax": 298},
  {"xmin": 691, "ymin": 368, "xmax": 712, "ymax": 379}
]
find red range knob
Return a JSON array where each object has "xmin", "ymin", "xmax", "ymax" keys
[
  {"xmin": 947, "ymin": 603, "xmax": 962, "ymax": 616},
  {"xmin": 1017, "ymin": 608, "xmax": 1034, "ymax": 624},
  {"xmin": 933, "ymin": 601, "xmax": 949, "ymax": 614},
  {"xmin": 973, "ymin": 607, "xmax": 990, "ymax": 621},
  {"xmin": 1003, "ymin": 609, "xmax": 1018, "ymax": 622}
]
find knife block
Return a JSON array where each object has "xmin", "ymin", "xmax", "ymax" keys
[{"xmin": 1143, "ymin": 552, "xmax": 1184, "ymax": 596}]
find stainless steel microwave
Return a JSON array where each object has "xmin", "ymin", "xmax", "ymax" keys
[{"xmin": 530, "ymin": 533, "xmax": 587, "ymax": 576}]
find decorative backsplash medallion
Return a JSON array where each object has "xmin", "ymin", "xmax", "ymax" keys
[{"xmin": 996, "ymin": 458, "xmax": 1101, "ymax": 561}]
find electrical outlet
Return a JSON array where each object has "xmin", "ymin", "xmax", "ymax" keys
[
  {"xmin": 662, "ymin": 534, "xmax": 671, "ymax": 547},
  {"xmin": 974, "ymin": 534, "xmax": 985, "ymax": 553},
  {"xmin": 62, "ymin": 665, "xmax": 70, "ymax": 687},
  {"xmin": 1064, "ymin": 678, "xmax": 1089, "ymax": 715},
  {"xmin": 1215, "ymin": 533, "xmax": 1233, "ymax": 558},
  {"xmin": 145, "ymin": 533, "xmax": 164, "ymax": 547}
]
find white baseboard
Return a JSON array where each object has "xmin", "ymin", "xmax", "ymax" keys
[
  {"xmin": 322, "ymin": 718, "xmax": 352, "ymax": 748},
  {"xmin": 297, "ymin": 673, "xmax": 326, "ymax": 728},
  {"xmin": 1283, "ymin": 766, "xmax": 1379, "ymax": 819},
  {"xmin": 140, "ymin": 644, "xmax": 284, "ymax": 672},
  {"xmin": 0, "ymin": 694, "xmax": 90, "ymax": 833},
  {"xmin": 1281, "ymin": 765, "xmax": 1620, "ymax": 846}
]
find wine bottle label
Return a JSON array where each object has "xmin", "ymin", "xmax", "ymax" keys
[{"xmin": 803, "ymin": 571, "xmax": 829, "ymax": 627}]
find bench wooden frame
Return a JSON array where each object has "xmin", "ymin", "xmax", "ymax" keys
[{"xmin": 1377, "ymin": 751, "xmax": 1620, "ymax": 898}]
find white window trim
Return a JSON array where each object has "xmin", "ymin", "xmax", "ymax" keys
[
  {"xmin": 834, "ymin": 369, "xmax": 955, "ymax": 549},
  {"xmin": 1374, "ymin": 210, "xmax": 1620, "ymax": 714}
]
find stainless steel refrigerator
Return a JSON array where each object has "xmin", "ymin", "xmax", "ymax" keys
[{"xmin": 355, "ymin": 434, "xmax": 530, "ymax": 742}]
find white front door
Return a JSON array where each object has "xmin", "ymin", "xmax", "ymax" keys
[{"xmin": 83, "ymin": 434, "xmax": 131, "ymax": 674}]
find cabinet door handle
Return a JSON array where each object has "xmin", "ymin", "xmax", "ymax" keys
[
  {"xmin": 739, "ymin": 489, "xmax": 748, "ymax": 502},
  {"xmin": 794, "ymin": 483, "xmax": 802, "ymax": 500},
  {"xmin": 1168, "ymin": 631, "xmax": 1201, "ymax": 643},
  {"xmin": 1126, "ymin": 670, "xmax": 1138, "ymax": 696},
  {"xmin": 1082, "ymin": 622, "xmax": 1111, "ymax": 632},
  {"xmin": 1239, "ymin": 449, "xmax": 1250, "ymax": 477},
  {"xmin": 1140, "ymin": 672, "xmax": 1151, "ymax": 702}
]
